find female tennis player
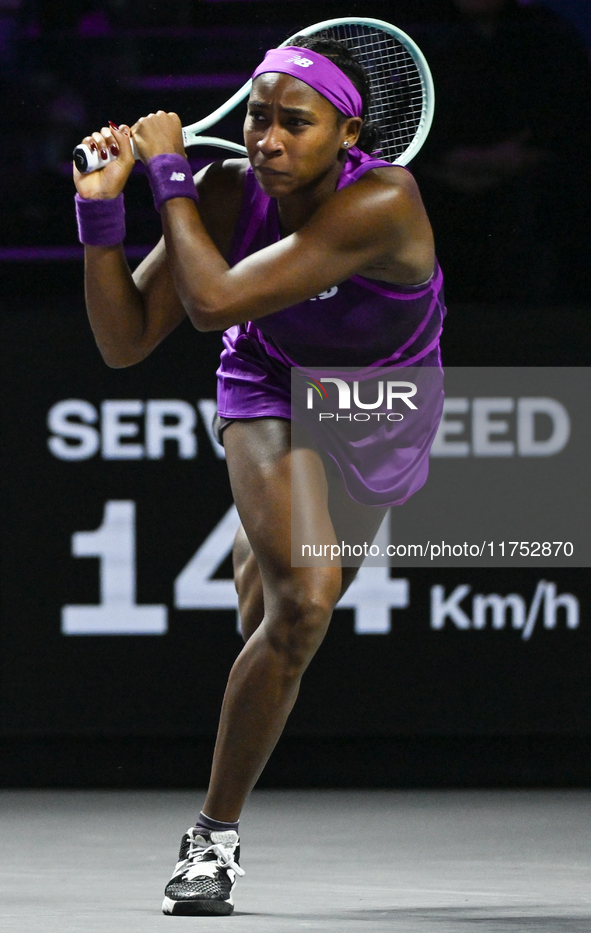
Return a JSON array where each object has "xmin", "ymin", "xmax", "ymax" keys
[{"xmin": 73, "ymin": 36, "xmax": 445, "ymax": 915}]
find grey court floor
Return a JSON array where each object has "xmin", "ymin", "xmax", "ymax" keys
[{"xmin": 1, "ymin": 788, "xmax": 590, "ymax": 932}]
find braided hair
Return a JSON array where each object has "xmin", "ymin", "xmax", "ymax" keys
[{"xmin": 290, "ymin": 35, "xmax": 381, "ymax": 154}]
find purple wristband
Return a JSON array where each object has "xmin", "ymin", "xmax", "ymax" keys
[
  {"xmin": 145, "ymin": 153, "xmax": 198, "ymax": 212},
  {"xmin": 75, "ymin": 193, "xmax": 126, "ymax": 247}
]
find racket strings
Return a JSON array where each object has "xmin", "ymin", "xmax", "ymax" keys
[{"xmin": 319, "ymin": 24, "xmax": 425, "ymax": 162}]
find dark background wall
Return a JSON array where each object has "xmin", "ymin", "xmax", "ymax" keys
[{"xmin": 1, "ymin": 0, "xmax": 590, "ymax": 787}]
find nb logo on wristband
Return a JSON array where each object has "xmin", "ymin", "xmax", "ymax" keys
[{"xmin": 170, "ymin": 172, "xmax": 186, "ymax": 181}]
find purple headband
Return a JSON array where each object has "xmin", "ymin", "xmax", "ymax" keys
[{"xmin": 251, "ymin": 46, "xmax": 363, "ymax": 118}]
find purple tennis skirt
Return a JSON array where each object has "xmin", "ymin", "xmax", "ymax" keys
[{"xmin": 216, "ymin": 324, "xmax": 444, "ymax": 507}]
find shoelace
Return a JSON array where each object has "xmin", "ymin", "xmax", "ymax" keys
[{"xmin": 183, "ymin": 835, "xmax": 245, "ymax": 880}]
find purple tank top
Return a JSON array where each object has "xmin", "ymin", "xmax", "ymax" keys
[{"xmin": 227, "ymin": 148, "xmax": 446, "ymax": 368}]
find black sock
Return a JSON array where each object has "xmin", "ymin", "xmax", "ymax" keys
[{"xmin": 195, "ymin": 810, "xmax": 240, "ymax": 835}]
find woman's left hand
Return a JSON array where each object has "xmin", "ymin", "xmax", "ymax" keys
[{"xmin": 131, "ymin": 111, "xmax": 186, "ymax": 163}]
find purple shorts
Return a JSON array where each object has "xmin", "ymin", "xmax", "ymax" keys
[{"xmin": 216, "ymin": 324, "xmax": 443, "ymax": 507}]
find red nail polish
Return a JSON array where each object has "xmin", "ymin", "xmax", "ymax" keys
[
  {"xmin": 109, "ymin": 120, "xmax": 119, "ymax": 130},
  {"xmin": 89, "ymin": 141, "xmax": 97, "ymax": 152},
  {"xmin": 101, "ymin": 149, "xmax": 108, "ymax": 160},
  {"xmin": 110, "ymin": 144, "xmax": 119, "ymax": 157}
]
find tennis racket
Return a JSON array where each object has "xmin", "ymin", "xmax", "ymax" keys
[{"xmin": 73, "ymin": 17, "xmax": 434, "ymax": 173}]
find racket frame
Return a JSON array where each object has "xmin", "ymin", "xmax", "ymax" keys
[{"xmin": 74, "ymin": 16, "xmax": 433, "ymax": 172}]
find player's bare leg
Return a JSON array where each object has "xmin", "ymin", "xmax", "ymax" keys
[
  {"xmin": 233, "ymin": 451, "xmax": 388, "ymax": 643},
  {"xmin": 163, "ymin": 420, "xmax": 387, "ymax": 916},
  {"xmin": 203, "ymin": 418, "xmax": 342, "ymax": 821}
]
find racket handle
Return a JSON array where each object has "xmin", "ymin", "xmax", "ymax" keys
[{"xmin": 73, "ymin": 138, "xmax": 138, "ymax": 174}]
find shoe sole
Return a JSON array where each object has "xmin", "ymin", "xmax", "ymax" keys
[{"xmin": 162, "ymin": 896, "xmax": 234, "ymax": 916}]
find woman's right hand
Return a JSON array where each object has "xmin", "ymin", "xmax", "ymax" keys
[{"xmin": 73, "ymin": 123, "xmax": 136, "ymax": 200}]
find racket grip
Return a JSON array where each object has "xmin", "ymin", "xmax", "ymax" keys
[{"xmin": 73, "ymin": 139, "xmax": 138, "ymax": 174}]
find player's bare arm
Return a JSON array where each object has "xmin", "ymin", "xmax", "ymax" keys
[
  {"xmin": 156, "ymin": 166, "xmax": 433, "ymax": 332},
  {"xmin": 74, "ymin": 120, "xmax": 245, "ymax": 367}
]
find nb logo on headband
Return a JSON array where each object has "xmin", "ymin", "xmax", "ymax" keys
[{"xmin": 285, "ymin": 55, "xmax": 314, "ymax": 68}]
